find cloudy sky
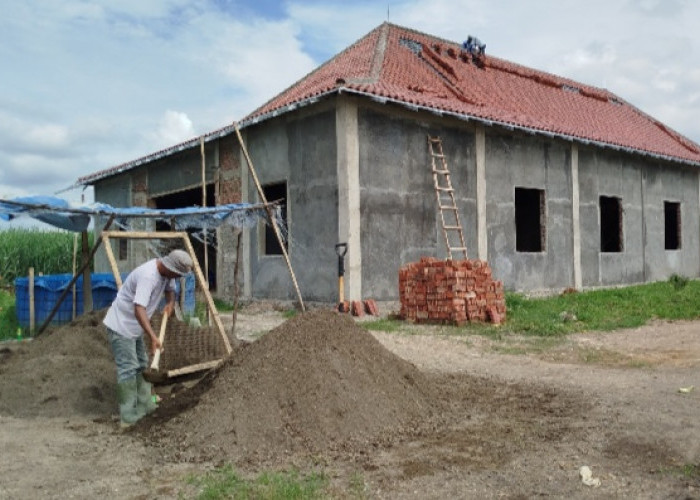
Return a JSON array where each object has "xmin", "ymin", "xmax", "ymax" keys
[{"xmin": 2, "ymin": 0, "xmax": 699, "ymax": 206}]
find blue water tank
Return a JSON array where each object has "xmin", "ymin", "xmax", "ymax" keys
[{"xmin": 15, "ymin": 273, "xmax": 196, "ymax": 328}]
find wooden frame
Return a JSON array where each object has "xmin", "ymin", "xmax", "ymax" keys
[{"xmin": 102, "ymin": 230, "xmax": 232, "ymax": 377}]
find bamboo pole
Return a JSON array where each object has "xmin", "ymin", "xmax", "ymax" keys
[
  {"xmin": 36, "ymin": 215, "xmax": 115, "ymax": 336},
  {"xmin": 28, "ymin": 267, "xmax": 35, "ymax": 334},
  {"xmin": 233, "ymin": 121, "xmax": 305, "ymax": 311},
  {"xmin": 181, "ymin": 235, "xmax": 231, "ymax": 354},
  {"xmin": 166, "ymin": 359, "xmax": 221, "ymax": 378}
]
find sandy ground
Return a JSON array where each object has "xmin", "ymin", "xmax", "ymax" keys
[{"xmin": 1, "ymin": 302, "xmax": 699, "ymax": 499}]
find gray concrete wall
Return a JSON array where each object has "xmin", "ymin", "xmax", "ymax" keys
[
  {"xmin": 486, "ymin": 131, "xmax": 574, "ymax": 292},
  {"xmin": 578, "ymin": 149, "xmax": 700, "ymax": 287},
  {"xmin": 357, "ymin": 106, "xmax": 477, "ymax": 299},
  {"xmin": 93, "ymin": 174, "xmax": 133, "ymax": 275},
  {"xmin": 245, "ymin": 107, "xmax": 339, "ymax": 302},
  {"xmin": 579, "ymin": 149, "xmax": 645, "ymax": 286},
  {"xmin": 641, "ymin": 161, "xmax": 700, "ymax": 281}
]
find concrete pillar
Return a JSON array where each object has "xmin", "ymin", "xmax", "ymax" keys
[
  {"xmin": 336, "ymin": 97, "xmax": 362, "ymax": 300},
  {"xmin": 475, "ymin": 125, "xmax": 487, "ymax": 261},
  {"xmin": 571, "ymin": 143, "xmax": 582, "ymax": 289}
]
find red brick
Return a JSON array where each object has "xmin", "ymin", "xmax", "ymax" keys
[{"xmin": 351, "ymin": 300, "xmax": 364, "ymax": 317}]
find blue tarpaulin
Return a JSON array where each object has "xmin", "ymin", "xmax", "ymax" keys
[{"xmin": 0, "ymin": 196, "xmax": 277, "ymax": 232}]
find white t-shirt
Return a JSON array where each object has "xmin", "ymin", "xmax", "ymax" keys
[{"xmin": 103, "ymin": 259, "xmax": 176, "ymax": 339}]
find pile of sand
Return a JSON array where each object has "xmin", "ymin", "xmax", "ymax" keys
[
  {"xmin": 0, "ymin": 310, "xmax": 116, "ymax": 418},
  {"xmin": 141, "ymin": 310, "xmax": 436, "ymax": 463}
]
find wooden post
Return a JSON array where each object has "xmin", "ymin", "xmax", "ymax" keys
[
  {"xmin": 201, "ymin": 136, "xmax": 210, "ymax": 325},
  {"xmin": 28, "ymin": 267, "xmax": 35, "ymax": 334},
  {"xmin": 231, "ymin": 228, "xmax": 242, "ymax": 335},
  {"xmin": 201, "ymin": 136, "xmax": 209, "ymax": 287},
  {"xmin": 72, "ymin": 234, "xmax": 78, "ymax": 320},
  {"xmin": 81, "ymin": 231, "xmax": 93, "ymax": 314},
  {"xmin": 36, "ymin": 215, "xmax": 115, "ymax": 336},
  {"xmin": 233, "ymin": 121, "xmax": 305, "ymax": 311}
]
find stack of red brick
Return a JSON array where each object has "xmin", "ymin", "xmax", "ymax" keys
[{"xmin": 399, "ymin": 257, "xmax": 506, "ymax": 325}]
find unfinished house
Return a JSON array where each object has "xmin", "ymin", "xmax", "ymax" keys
[{"xmin": 77, "ymin": 23, "xmax": 700, "ymax": 302}]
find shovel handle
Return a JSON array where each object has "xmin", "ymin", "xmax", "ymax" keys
[{"xmin": 149, "ymin": 313, "xmax": 168, "ymax": 370}]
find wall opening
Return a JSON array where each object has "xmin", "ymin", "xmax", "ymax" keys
[
  {"xmin": 664, "ymin": 201, "xmax": 681, "ymax": 250},
  {"xmin": 600, "ymin": 196, "xmax": 623, "ymax": 252},
  {"xmin": 153, "ymin": 184, "xmax": 218, "ymax": 289},
  {"xmin": 515, "ymin": 187, "xmax": 545, "ymax": 252},
  {"xmin": 118, "ymin": 230, "xmax": 128, "ymax": 260},
  {"xmin": 262, "ymin": 181, "xmax": 287, "ymax": 256}
]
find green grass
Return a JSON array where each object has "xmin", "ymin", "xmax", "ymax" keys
[
  {"xmin": 186, "ymin": 466, "xmax": 329, "ymax": 500},
  {"xmin": 361, "ymin": 318, "xmax": 403, "ymax": 332},
  {"xmin": 364, "ymin": 277, "xmax": 700, "ymax": 340},
  {"xmin": 496, "ymin": 278, "xmax": 700, "ymax": 337}
]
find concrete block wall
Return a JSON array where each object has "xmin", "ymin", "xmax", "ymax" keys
[{"xmin": 399, "ymin": 257, "xmax": 506, "ymax": 325}]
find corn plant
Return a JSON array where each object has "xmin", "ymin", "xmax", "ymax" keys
[{"xmin": 0, "ymin": 229, "xmax": 93, "ymax": 287}]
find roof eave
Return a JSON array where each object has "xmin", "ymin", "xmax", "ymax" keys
[{"xmin": 340, "ymin": 88, "xmax": 700, "ymax": 169}]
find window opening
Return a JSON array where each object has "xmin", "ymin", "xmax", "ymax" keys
[
  {"xmin": 600, "ymin": 196, "xmax": 623, "ymax": 252},
  {"xmin": 262, "ymin": 182, "xmax": 287, "ymax": 256},
  {"xmin": 664, "ymin": 201, "xmax": 681, "ymax": 250},
  {"xmin": 515, "ymin": 187, "xmax": 545, "ymax": 252}
]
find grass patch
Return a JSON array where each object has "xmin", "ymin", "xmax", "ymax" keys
[
  {"xmin": 283, "ymin": 309, "xmax": 298, "ymax": 319},
  {"xmin": 186, "ymin": 465, "xmax": 328, "ymax": 500},
  {"xmin": 362, "ymin": 318, "xmax": 404, "ymax": 332},
  {"xmin": 467, "ymin": 278, "xmax": 700, "ymax": 338},
  {"xmin": 660, "ymin": 463, "xmax": 700, "ymax": 482}
]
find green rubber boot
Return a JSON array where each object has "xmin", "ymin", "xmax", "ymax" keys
[
  {"xmin": 117, "ymin": 377, "xmax": 141, "ymax": 427},
  {"xmin": 136, "ymin": 373, "xmax": 158, "ymax": 415}
]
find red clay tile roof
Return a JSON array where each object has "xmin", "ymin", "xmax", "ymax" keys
[
  {"xmin": 78, "ymin": 22, "xmax": 700, "ymax": 187},
  {"xmin": 243, "ymin": 22, "xmax": 700, "ymax": 166}
]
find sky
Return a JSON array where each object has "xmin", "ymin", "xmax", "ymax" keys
[{"xmin": 1, "ymin": 0, "xmax": 699, "ymax": 211}]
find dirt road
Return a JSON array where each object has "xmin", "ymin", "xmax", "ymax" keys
[{"xmin": 1, "ymin": 306, "xmax": 698, "ymax": 499}]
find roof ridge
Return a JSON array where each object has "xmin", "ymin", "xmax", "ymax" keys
[{"xmin": 243, "ymin": 23, "xmax": 388, "ymax": 121}]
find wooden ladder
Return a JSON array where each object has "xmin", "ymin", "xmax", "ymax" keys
[{"xmin": 428, "ymin": 136, "xmax": 468, "ymax": 260}]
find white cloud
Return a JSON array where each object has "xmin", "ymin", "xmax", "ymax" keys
[
  {"xmin": 1, "ymin": 0, "xmax": 699, "ymax": 205},
  {"xmin": 152, "ymin": 110, "xmax": 195, "ymax": 147}
]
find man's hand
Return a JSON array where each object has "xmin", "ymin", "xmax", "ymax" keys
[{"xmin": 149, "ymin": 333, "xmax": 162, "ymax": 355}]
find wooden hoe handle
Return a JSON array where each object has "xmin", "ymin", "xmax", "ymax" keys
[{"xmin": 150, "ymin": 313, "xmax": 168, "ymax": 371}]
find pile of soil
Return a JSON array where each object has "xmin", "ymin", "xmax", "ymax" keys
[
  {"xmin": 141, "ymin": 310, "xmax": 436, "ymax": 463},
  {"xmin": 0, "ymin": 310, "xmax": 116, "ymax": 418}
]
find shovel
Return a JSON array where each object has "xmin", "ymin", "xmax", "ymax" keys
[{"xmin": 143, "ymin": 313, "xmax": 168, "ymax": 384}]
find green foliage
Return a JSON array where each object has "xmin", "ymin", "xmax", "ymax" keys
[
  {"xmin": 0, "ymin": 229, "xmax": 93, "ymax": 287},
  {"xmin": 186, "ymin": 465, "xmax": 328, "ymax": 500},
  {"xmin": 0, "ymin": 289, "xmax": 19, "ymax": 341},
  {"xmin": 669, "ymin": 273, "xmax": 689, "ymax": 290}
]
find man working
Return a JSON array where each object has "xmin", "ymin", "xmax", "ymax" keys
[{"xmin": 103, "ymin": 249, "xmax": 193, "ymax": 426}]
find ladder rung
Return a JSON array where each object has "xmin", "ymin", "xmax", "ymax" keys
[
  {"xmin": 432, "ymin": 169, "xmax": 450, "ymax": 174},
  {"xmin": 444, "ymin": 226, "xmax": 462, "ymax": 230},
  {"xmin": 436, "ymin": 187, "xmax": 453, "ymax": 192},
  {"xmin": 439, "ymin": 205, "xmax": 458, "ymax": 210},
  {"xmin": 431, "ymin": 153, "xmax": 445, "ymax": 158},
  {"xmin": 450, "ymin": 247, "xmax": 468, "ymax": 251}
]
